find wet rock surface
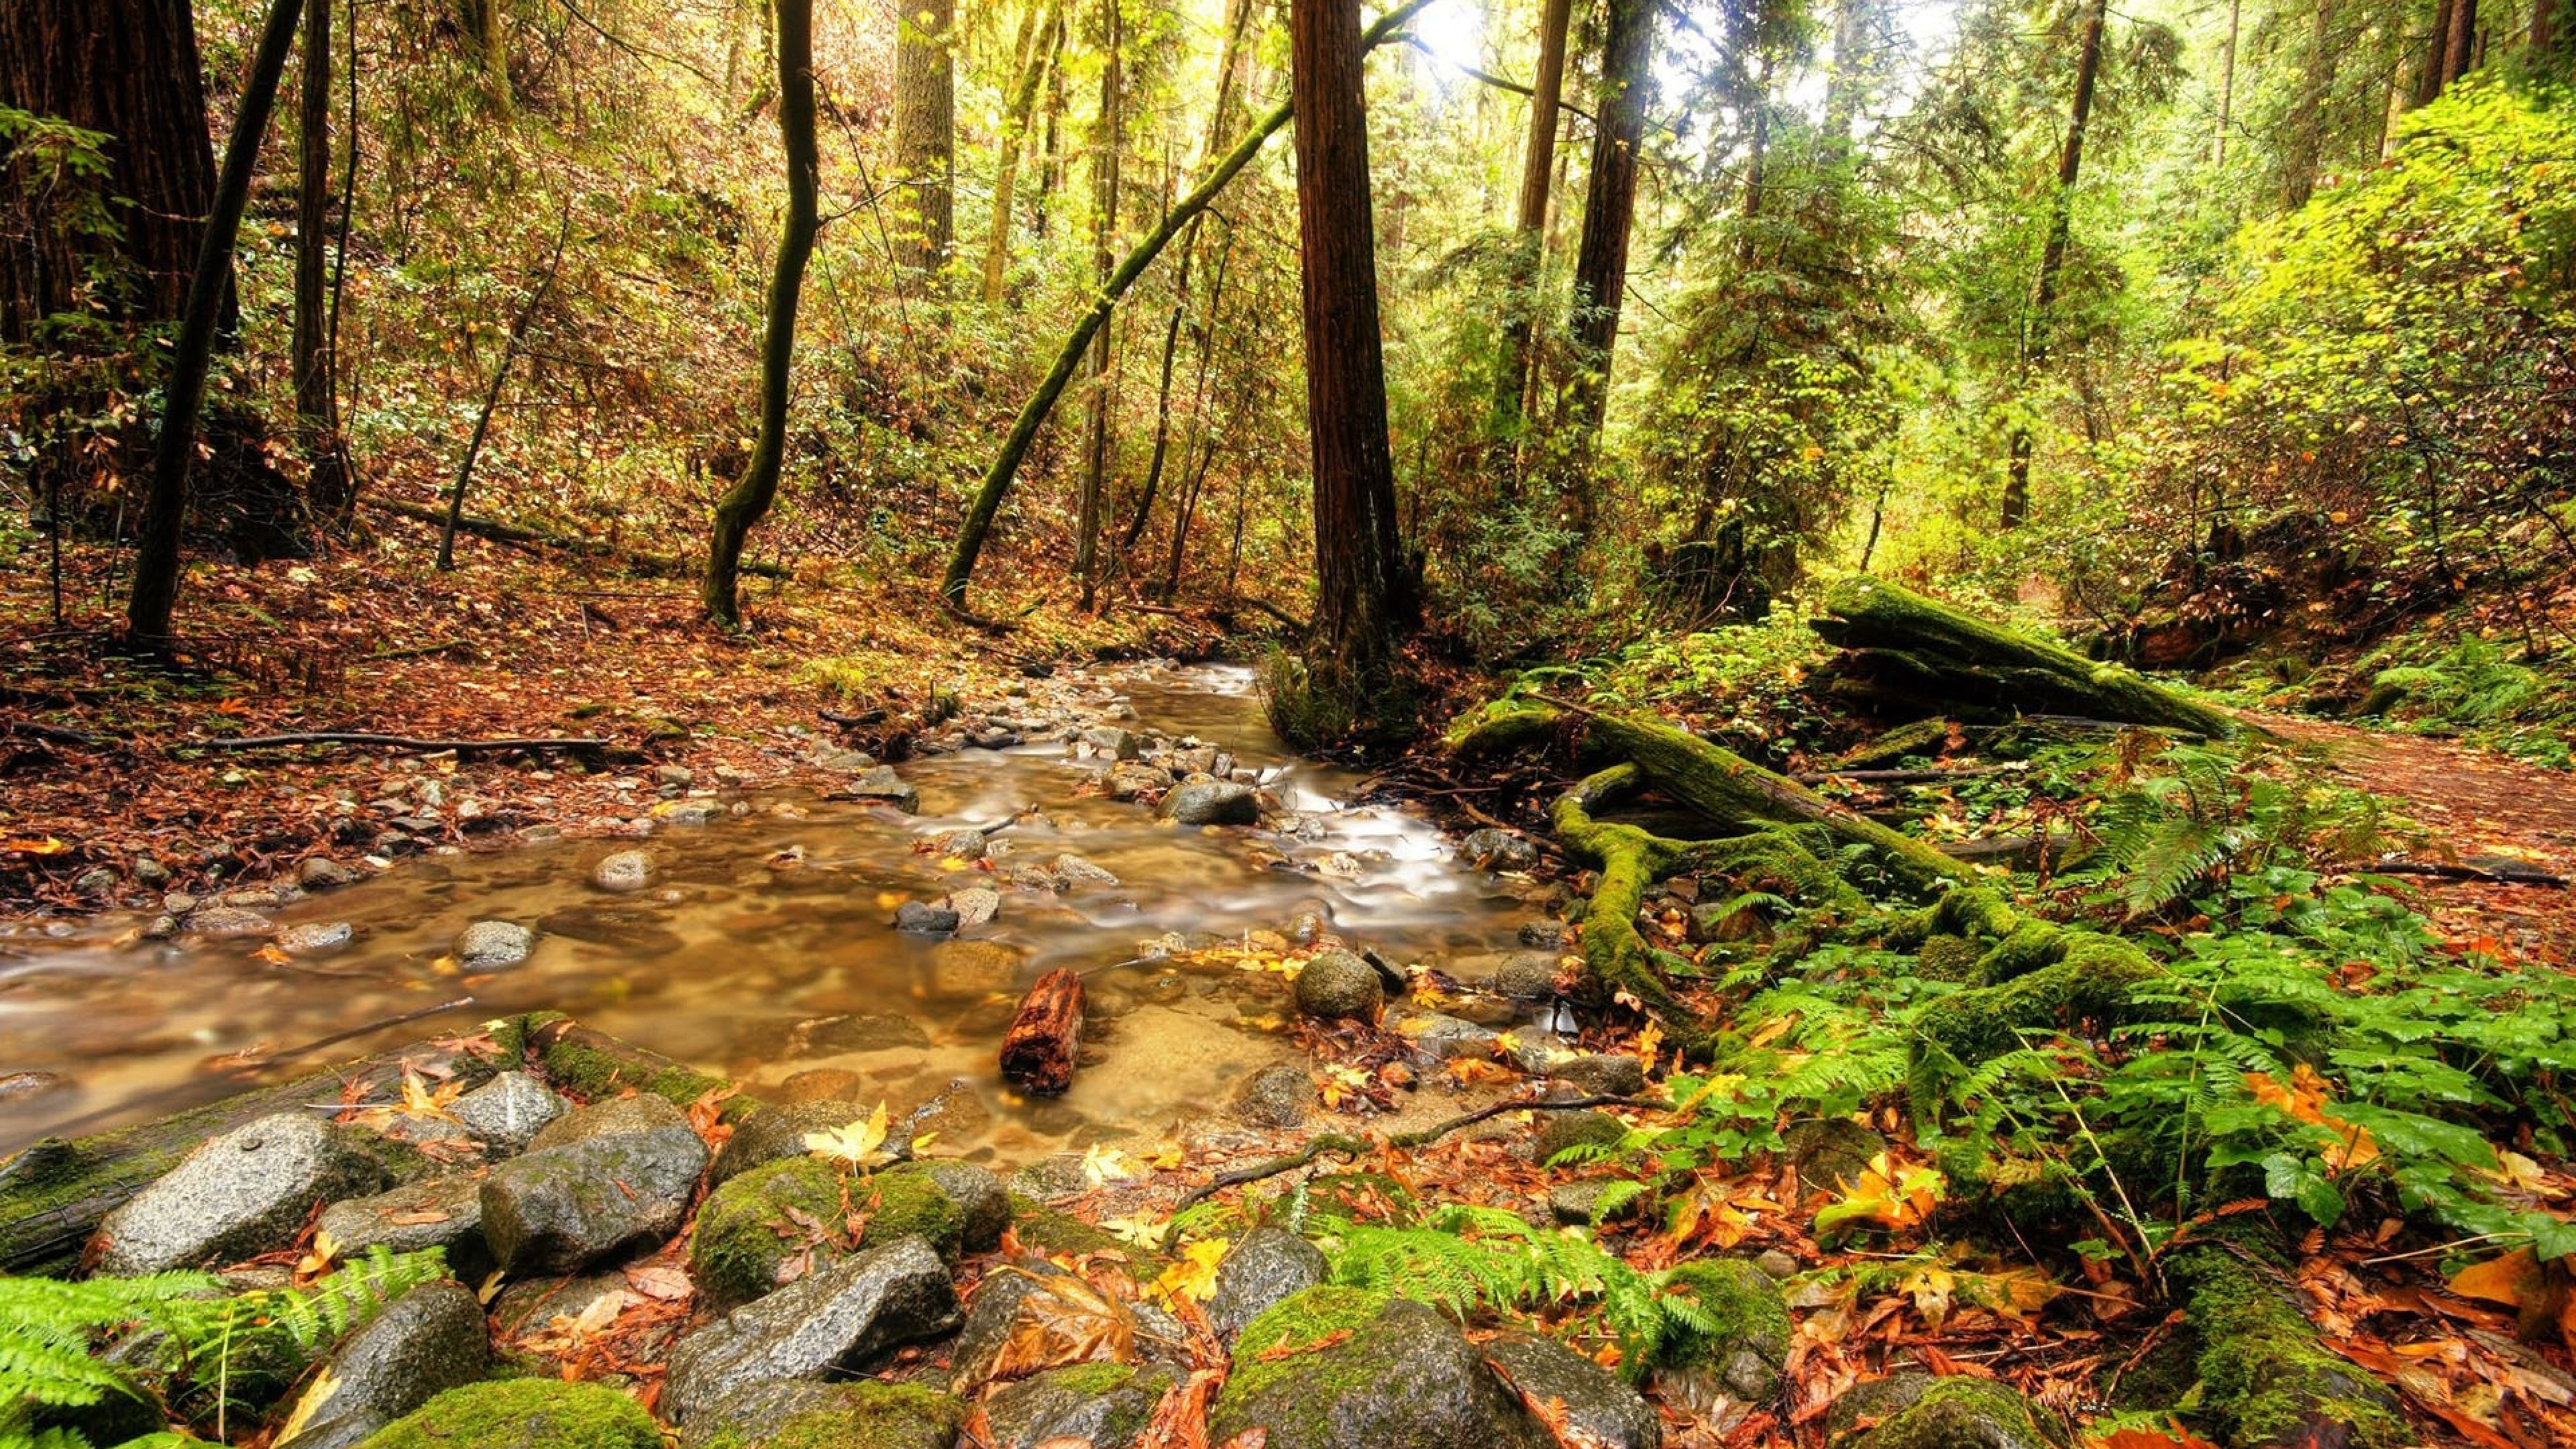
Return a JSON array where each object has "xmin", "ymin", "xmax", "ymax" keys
[
  {"xmin": 1211, "ymin": 1288, "xmax": 1556, "ymax": 1449},
  {"xmin": 96, "ymin": 1111, "xmax": 383, "ymax": 1274},
  {"xmin": 982, "ymin": 1362, "xmax": 1179, "ymax": 1449},
  {"xmin": 662, "ymin": 1235, "xmax": 962, "ymax": 1422},
  {"xmin": 318, "ymin": 1176, "xmax": 491, "ymax": 1279},
  {"xmin": 480, "ymin": 1095, "xmax": 708, "ymax": 1274},
  {"xmin": 1208, "ymin": 1223, "xmax": 1330, "ymax": 1340},
  {"xmin": 447, "ymin": 1071, "xmax": 567, "ymax": 1152},
  {"xmin": 276, "ymin": 1279, "xmax": 489, "ymax": 1449},
  {"xmin": 1292, "ymin": 948, "xmax": 1383, "ymax": 1020},
  {"xmin": 1485, "ymin": 1334, "xmax": 1662, "ymax": 1449}
]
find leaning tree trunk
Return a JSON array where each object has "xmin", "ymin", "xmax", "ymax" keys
[
  {"xmin": 702, "ymin": 0, "xmax": 820, "ymax": 627},
  {"xmin": 293, "ymin": 0, "xmax": 348, "ymax": 523},
  {"xmin": 125, "ymin": 0, "xmax": 305, "ymax": 643},
  {"xmin": 1999, "ymin": 0, "xmax": 2103, "ymax": 531},
  {"xmin": 1489, "ymin": 0, "xmax": 1571, "ymax": 466},
  {"xmin": 1811, "ymin": 576, "xmax": 2245, "ymax": 736},
  {"xmin": 936, "ymin": 0, "xmax": 1437, "ymax": 619},
  {"xmin": 892, "ymin": 0, "xmax": 955, "ymax": 286},
  {"xmin": 1291, "ymin": 0, "xmax": 1415, "ymax": 668},
  {"xmin": 0, "ymin": 0, "xmax": 229, "ymax": 340},
  {"xmin": 1555, "ymin": 0, "xmax": 1654, "ymax": 527}
]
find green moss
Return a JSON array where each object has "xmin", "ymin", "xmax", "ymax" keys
[
  {"xmin": 694, "ymin": 1157, "xmax": 852, "ymax": 1307},
  {"xmin": 1912, "ymin": 934, "xmax": 1985, "ymax": 983},
  {"xmin": 746, "ymin": 1383, "xmax": 965, "ymax": 1449},
  {"xmin": 1006, "ymin": 1195, "xmax": 1157, "ymax": 1268},
  {"xmin": 1660, "ymin": 1259, "xmax": 1791, "ymax": 1371},
  {"xmin": 1851, "ymin": 1376, "xmax": 2067, "ymax": 1449},
  {"xmin": 1444, "ymin": 699, "xmax": 1565, "ymax": 759},
  {"xmin": 858, "ymin": 1165, "xmax": 966, "ymax": 1263},
  {"xmin": 1218, "ymin": 1287, "xmax": 1397, "ymax": 1411},
  {"xmin": 2172, "ymin": 1246, "xmax": 2403, "ymax": 1449},
  {"xmin": 1909, "ymin": 936, "xmax": 2155, "ymax": 1121},
  {"xmin": 356, "ymin": 1379, "xmax": 660, "ymax": 1449},
  {"xmin": 526, "ymin": 1032, "xmax": 757, "ymax": 1124}
]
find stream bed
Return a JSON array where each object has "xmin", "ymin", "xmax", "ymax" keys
[{"xmin": 0, "ymin": 665, "xmax": 1556, "ymax": 1164}]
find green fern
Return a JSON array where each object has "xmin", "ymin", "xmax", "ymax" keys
[{"xmin": 0, "ymin": 1246, "xmax": 448, "ymax": 1446}]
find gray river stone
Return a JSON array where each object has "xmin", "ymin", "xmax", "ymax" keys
[
  {"xmin": 907, "ymin": 1159, "xmax": 1009, "ymax": 1252},
  {"xmin": 480, "ymin": 1095, "xmax": 708, "ymax": 1273},
  {"xmin": 448, "ymin": 1071, "xmax": 567, "ymax": 1152},
  {"xmin": 276, "ymin": 920, "xmax": 356, "ymax": 955},
  {"xmin": 96, "ymin": 1112, "xmax": 384, "ymax": 1274},
  {"xmin": 662, "ymin": 1236, "xmax": 961, "ymax": 1423},
  {"xmin": 1159, "ymin": 780, "xmax": 1259, "ymax": 826},
  {"xmin": 295, "ymin": 857, "xmax": 358, "ymax": 890},
  {"xmin": 710, "ymin": 1099, "xmax": 871, "ymax": 1187},
  {"xmin": 1292, "ymin": 949, "xmax": 1382, "ymax": 1020},
  {"xmin": 845, "ymin": 766, "xmax": 920, "ymax": 813},
  {"xmin": 274, "ymin": 1279, "xmax": 488, "ymax": 1449},
  {"xmin": 1487, "ymin": 951, "xmax": 1564, "ymax": 1000},
  {"xmin": 1208, "ymin": 1224, "xmax": 1329, "ymax": 1340},
  {"xmin": 1549, "ymin": 1051, "xmax": 1648, "ymax": 1097},
  {"xmin": 1228, "ymin": 1062, "xmax": 1316, "ymax": 1129},
  {"xmin": 454, "ymin": 919, "xmax": 535, "ymax": 969},
  {"xmin": 188, "ymin": 906, "xmax": 276, "ymax": 938},
  {"xmin": 317, "ymin": 1175, "xmax": 490, "ymax": 1280},
  {"xmin": 894, "ymin": 900, "xmax": 960, "ymax": 936},
  {"xmin": 1461, "ymin": 828, "xmax": 1542, "ymax": 872},
  {"xmin": 982, "ymin": 1362, "xmax": 1179, "ymax": 1449},
  {"xmin": 591, "ymin": 851, "xmax": 657, "ymax": 891},
  {"xmin": 1483, "ymin": 1335, "xmax": 1661, "ymax": 1449}
]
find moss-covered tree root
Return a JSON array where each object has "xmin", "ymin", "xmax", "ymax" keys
[
  {"xmin": 1813, "ymin": 576, "xmax": 2245, "ymax": 737},
  {"xmin": 2169, "ymin": 1236, "xmax": 2404, "ymax": 1449}
]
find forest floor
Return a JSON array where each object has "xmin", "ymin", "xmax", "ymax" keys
[{"xmin": 0, "ymin": 513, "xmax": 1244, "ymax": 920}]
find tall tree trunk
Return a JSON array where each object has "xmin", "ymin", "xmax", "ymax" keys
[
  {"xmin": 1556, "ymin": 0, "xmax": 1654, "ymax": 527},
  {"xmin": 0, "ymin": 0, "xmax": 227, "ymax": 340},
  {"xmin": 2536, "ymin": 0, "xmax": 2558, "ymax": 52},
  {"xmin": 2416, "ymin": 0, "xmax": 2456, "ymax": 105},
  {"xmin": 460, "ymin": 0, "xmax": 510, "ymax": 111},
  {"xmin": 1118, "ymin": 0, "xmax": 1255, "ymax": 561},
  {"xmin": 1035, "ymin": 22, "xmax": 1068, "ymax": 239},
  {"xmin": 1824, "ymin": 0, "xmax": 1884, "ymax": 144},
  {"xmin": 294, "ymin": 0, "xmax": 347, "ymax": 522},
  {"xmin": 893, "ymin": 0, "xmax": 955, "ymax": 284},
  {"xmin": 1074, "ymin": 0, "xmax": 1123, "ymax": 610},
  {"xmin": 1161, "ymin": 221, "xmax": 1236, "ymax": 602},
  {"xmin": 2212, "ymin": 0, "xmax": 2239, "ymax": 165},
  {"xmin": 125, "ymin": 0, "xmax": 303, "ymax": 643},
  {"xmin": 2441, "ymin": 0, "xmax": 2479, "ymax": 85},
  {"xmin": 702, "ymin": 0, "xmax": 819, "ymax": 627},
  {"xmin": 2281, "ymin": 0, "xmax": 2339, "ymax": 208},
  {"xmin": 1489, "ymin": 0, "xmax": 1571, "ymax": 464},
  {"xmin": 1291, "ymin": 0, "xmax": 1413, "ymax": 666},
  {"xmin": 981, "ymin": 1, "xmax": 1055, "ymax": 302},
  {"xmin": 1998, "ymin": 0, "xmax": 2104, "ymax": 531},
  {"xmin": 1738, "ymin": 52, "xmax": 1772, "ymax": 266}
]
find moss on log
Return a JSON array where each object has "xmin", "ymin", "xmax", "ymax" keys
[
  {"xmin": 2169, "ymin": 1234, "xmax": 2404, "ymax": 1449},
  {"xmin": 1815, "ymin": 576, "xmax": 2243, "ymax": 737},
  {"xmin": 1587, "ymin": 712, "xmax": 1978, "ymax": 890},
  {"xmin": 1442, "ymin": 698, "xmax": 1565, "ymax": 759}
]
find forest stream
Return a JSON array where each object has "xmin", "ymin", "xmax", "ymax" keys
[{"xmin": 0, "ymin": 665, "xmax": 1552, "ymax": 1163}]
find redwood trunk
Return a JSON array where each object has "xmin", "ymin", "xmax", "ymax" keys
[
  {"xmin": 892, "ymin": 0, "xmax": 955, "ymax": 282},
  {"xmin": 1291, "ymin": 0, "xmax": 1413, "ymax": 665},
  {"xmin": 1000, "ymin": 968, "xmax": 1086, "ymax": 1093},
  {"xmin": 2000, "ymin": 0, "xmax": 2104, "ymax": 531},
  {"xmin": 1074, "ymin": 0, "xmax": 1123, "ymax": 611},
  {"xmin": 1489, "ymin": 0, "xmax": 1571, "ymax": 460},
  {"xmin": 294, "ymin": 0, "xmax": 347, "ymax": 520},
  {"xmin": 1556, "ymin": 0, "xmax": 1653, "ymax": 521},
  {"xmin": 0, "ymin": 0, "xmax": 227, "ymax": 340}
]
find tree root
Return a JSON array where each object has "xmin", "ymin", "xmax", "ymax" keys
[
  {"xmin": 2167, "ymin": 1231, "xmax": 2404, "ymax": 1448},
  {"xmin": 1157, "ymin": 1093, "xmax": 1648, "ymax": 1250}
]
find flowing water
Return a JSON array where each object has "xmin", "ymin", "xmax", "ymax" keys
[{"xmin": 0, "ymin": 665, "xmax": 1553, "ymax": 1164}]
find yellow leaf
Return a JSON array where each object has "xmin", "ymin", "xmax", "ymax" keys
[
  {"xmin": 1152, "ymin": 1237, "xmax": 1230, "ymax": 1303},
  {"xmin": 1081, "ymin": 1142, "xmax": 1139, "ymax": 1187},
  {"xmin": 804, "ymin": 1102, "xmax": 891, "ymax": 1169},
  {"xmin": 1815, "ymin": 1152, "xmax": 1944, "ymax": 1234},
  {"xmin": 274, "ymin": 1366, "xmax": 340, "ymax": 1444}
]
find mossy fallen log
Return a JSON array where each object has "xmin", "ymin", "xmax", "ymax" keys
[
  {"xmin": 1814, "ymin": 576, "xmax": 2243, "ymax": 737},
  {"xmin": 2169, "ymin": 1231, "xmax": 2404, "ymax": 1449},
  {"xmin": 1441, "ymin": 697, "xmax": 1565, "ymax": 760},
  {"xmin": 1586, "ymin": 712, "xmax": 1978, "ymax": 890}
]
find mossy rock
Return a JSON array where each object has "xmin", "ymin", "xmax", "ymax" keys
[
  {"xmin": 692, "ymin": 1157, "xmax": 853, "ymax": 1308},
  {"xmin": 983, "ymin": 1361, "xmax": 1178, "ymax": 1449},
  {"xmin": 1841, "ymin": 1375, "xmax": 2066, "ymax": 1449},
  {"xmin": 1534, "ymin": 1110, "xmax": 1627, "ymax": 1166},
  {"xmin": 355, "ymin": 1379, "xmax": 660, "ymax": 1449},
  {"xmin": 856, "ymin": 1165, "xmax": 967, "ymax": 1263},
  {"xmin": 2172, "ymin": 1244, "xmax": 2404, "ymax": 1449},
  {"xmin": 686, "ymin": 1380, "xmax": 965, "ymax": 1449},
  {"xmin": 1006, "ymin": 1194, "xmax": 1161, "ymax": 1271},
  {"xmin": 1212, "ymin": 1287, "xmax": 1552, "ymax": 1449},
  {"xmin": 1912, "ymin": 934, "xmax": 1985, "ymax": 983},
  {"xmin": 1661, "ymin": 1259, "xmax": 1792, "ymax": 1395}
]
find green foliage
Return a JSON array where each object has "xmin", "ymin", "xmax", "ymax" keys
[
  {"xmin": 2073, "ymin": 743, "xmax": 2396, "ymax": 917},
  {"xmin": 1288, "ymin": 1197, "xmax": 1717, "ymax": 1377},
  {"xmin": 2365, "ymin": 636, "xmax": 2575, "ymax": 768},
  {"xmin": 0, "ymin": 1246, "xmax": 449, "ymax": 1446}
]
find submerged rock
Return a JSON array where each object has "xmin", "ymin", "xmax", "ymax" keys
[
  {"xmin": 353, "ymin": 1379, "xmax": 660, "ymax": 1449},
  {"xmin": 276, "ymin": 920, "xmax": 356, "ymax": 955},
  {"xmin": 1484, "ymin": 1335, "xmax": 1661, "ymax": 1449},
  {"xmin": 96, "ymin": 1112, "xmax": 383, "ymax": 1274},
  {"xmin": 480, "ymin": 1095, "xmax": 708, "ymax": 1274},
  {"xmin": 1160, "ymin": 780, "xmax": 1259, "ymax": 826},
  {"xmin": 453, "ymin": 919, "xmax": 535, "ymax": 969},
  {"xmin": 590, "ymin": 851, "xmax": 656, "ymax": 892},
  {"xmin": 894, "ymin": 900, "xmax": 961, "ymax": 936},
  {"xmin": 1210, "ymin": 1287, "xmax": 1555, "ymax": 1449},
  {"xmin": 1229, "ymin": 1062, "xmax": 1316, "ymax": 1129},
  {"xmin": 276, "ymin": 1279, "xmax": 488, "ymax": 1449},
  {"xmin": 1292, "ymin": 949, "xmax": 1382, "ymax": 1021},
  {"xmin": 1207, "ymin": 1224, "xmax": 1329, "ymax": 1340},
  {"xmin": 845, "ymin": 766, "xmax": 920, "ymax": 813},
  {"xmin": 661, "ymin": 1236, "xmax": 962, "ymax": 1423}
]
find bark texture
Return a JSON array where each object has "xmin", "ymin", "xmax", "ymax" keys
[
  {"xmin": 1556, "ymin": 0, "xmax": 1654, "ymax": 517},
  {"xmin": 892, "ymin": 0, "xmax": 956, "ymax": 281},
  {"xmin": 2000, "ymin": 0, "xmax": 2104, "ymax": 530},
  {"xmin": 702, "ymin": 0, "xmax": 820, "ymax": 627},
  {"xmin": 1489, "ymin": 0, "xmax": 1572, "ymax": 457}
]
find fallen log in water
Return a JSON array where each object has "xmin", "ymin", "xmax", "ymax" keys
[
  {"xmin": 1000, "ymin": 968, "xmax": 1087, "ymax": 1095},
  {"xmin": 1813, "ymin": 576, "xmax": 2245, "ymax": 737}
]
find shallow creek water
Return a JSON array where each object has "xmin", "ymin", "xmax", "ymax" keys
[{"xmin": 0, "ymin": 665, "xmax": 1553, "ymax": 1165}]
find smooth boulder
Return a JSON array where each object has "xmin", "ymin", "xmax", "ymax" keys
[
  {"xmin": 95, "ymin": 1112, "xmax": 382, "ymax": 1274},
  {"xmin": 453, "ymin": 920, "xmax": 535, "ymax": 969},
  {"xmin": 1292, "ymin": 949, "xmax": 1383, "ymax": 1021},
  {"xmin": 448, "ymin": 1071, "xmax": 567, "ymax": 1152},
  {"xmin": 1484, "ymin": 1335, "xmax": 1661, "ymax": 1449},
  {"xmin": 1159, "ymin": 780, "xmax": 1258, "ymax": 826},
  {"xmin": 661, "ymin": 1235, "xmax": 962, "ymax": 1423},
  {"xmin": 317, "ymin": 1177, "xmax": 491, "ymax": 1281},
  {"xmin": 479, "ymin": 1095, "xmax": 708, "ymax": 1274}
]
